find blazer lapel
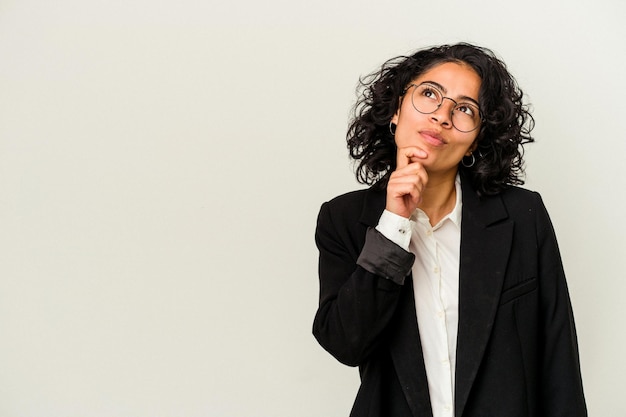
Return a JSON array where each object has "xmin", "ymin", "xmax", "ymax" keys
[
  {"xmin": 360, "ymin": 186, "xmax": 433, "ymax": 417},
  {"xmin": 454, "ymin": 177, "xmax": 514, "ymax": 417}
]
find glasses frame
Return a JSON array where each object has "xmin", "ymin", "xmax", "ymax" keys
[{"xmin": 404, "ymin": 83, "xmax": 483, "ymax": 133}]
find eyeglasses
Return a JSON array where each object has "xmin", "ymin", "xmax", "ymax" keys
[{"xmin": 405, "ymin": 82, "xmax": 482, "ymax": 133}]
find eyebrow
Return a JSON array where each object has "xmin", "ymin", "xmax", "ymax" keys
[{"xmin": 421, "ymin": 81, "xmax": 481, "ymax": 107}]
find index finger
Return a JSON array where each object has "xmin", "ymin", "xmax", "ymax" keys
[{"xmin": 396, "ymin": 146, "xmax": 428, "ymax": 169}]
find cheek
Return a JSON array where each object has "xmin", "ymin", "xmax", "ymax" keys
[
  {"xmin": 395, "ymin": 108, "xmax": 420, "ymax": 134},
  {"xmin": 393, "ymin": 124, "xmax": 413, "ymax": 148},
  {"xmin": 465, "ymin": 134, "xmax": 479, "ymax": 151},
  {"xmin": 458, "ymin": 139, "xmax": 478, "ymax": 157}
]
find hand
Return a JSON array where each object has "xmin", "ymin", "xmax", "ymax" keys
[{"xmin": 385, "ymin": 147, "xmax": 429, "ymax": 218}]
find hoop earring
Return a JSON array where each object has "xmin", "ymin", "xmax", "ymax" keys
[
  {"xmin": 389, "ymin": 122, "xmax": 396, "ymax": 136},
  {"xmin": 461, "ymin": 153, "xmax": 476, "ymax": 168}
]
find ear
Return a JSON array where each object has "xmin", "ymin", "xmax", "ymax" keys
[
  {"xmin": 465, "ymin": 140, "xmax": 478, "ymax": 156},
  {"xmin": 391, "ymin": 95, "xmax": 404, "ymax": 125}
]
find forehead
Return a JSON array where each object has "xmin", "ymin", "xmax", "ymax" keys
[{"xmin": 412, "ymin": 62, "xmax": 481, "ymax": 99}]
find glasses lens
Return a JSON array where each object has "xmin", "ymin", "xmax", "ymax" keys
[
  {"xmin": 451, "ymin": 103, "xmax": 481, "ymax": 132},
  {"xmin": 411, "ymin": 84, "xmax": 443, "ymax": 114},
  {"xmin": 411, "ymin": 83, "xmax": 481, "ymax": 132}
]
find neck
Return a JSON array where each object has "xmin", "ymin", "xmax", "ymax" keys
[{"xmin": 417, "ymin": 170, "xmax": 458, "ymax": 226}]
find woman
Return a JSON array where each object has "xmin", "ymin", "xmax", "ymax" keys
[{"xmin": 313, "ymin": 43, "xmax": 586, "ymax": 417}]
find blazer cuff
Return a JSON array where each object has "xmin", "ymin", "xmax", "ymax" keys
[{"xmin": 356, "ymin": 227, "xmax": 415, "ymax": 286}]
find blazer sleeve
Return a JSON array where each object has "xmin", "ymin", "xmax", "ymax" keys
[
  {"xmin": 312, "ymin": 200, "xmax": 414, "ymax": 367},
  {"xmin": 534, "ymin": 193, "xmax": 587, "ymax": 416}
]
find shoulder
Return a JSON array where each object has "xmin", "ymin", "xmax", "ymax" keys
[
  {"xmin": 324, "ymin": 188, "xmax": 370, "ymax": 211},
  {"xmin": 494, "ymin": 185, "xmax": 553, "ymax": 227},
  {"xmin": 461, "ymin": 174, "xmax": 547, "ymax": 221},
  {"xmin": 461, "ymin": 171, "xmax": 542, "ymax": 211},
  {"xmin": 473, "ymin": 185, "xmax": 560, "ymax": 251},
  {"xmin": 318, "ymin": 186, "xmax": 386, "ymax": 229},
  {"xmin": 498, "ymin": 185, "xmax": 541, "ymax": 205},
  {"xmin": 462, "ymin": 176, "xmax": 552, "ymax": 228}
]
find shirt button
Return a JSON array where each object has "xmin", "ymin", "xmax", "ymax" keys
[
  {"xmin": 437, "ymin": 311, "xmax": 444, "ymax": 318},
  {"xmin": 425, "ymin": 230, "xmax": 433, "ymax": 237},
  {"xmin": 444, "ymin": 405, "xmax": 452, "ymax": 412},
  {"xmin": 433, "ymin": 266, "xmax": 440, "ymax": 274}
]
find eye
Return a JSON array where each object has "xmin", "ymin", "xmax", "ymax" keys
[
  {"xmin": 456, "ymin": 103, "xmax": 477, "ymax": 117},
  {"xmin": 423, "ymin": 88, "xmax": 436, "ymax": 98},
  {"xmin": 418, "ymin": 85, "xmax": 442, "ymax": 102}
]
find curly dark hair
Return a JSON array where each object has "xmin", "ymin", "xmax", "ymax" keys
[{"xmin": 347, "ymin": 43, "xmax": 535, "ymax": 196}]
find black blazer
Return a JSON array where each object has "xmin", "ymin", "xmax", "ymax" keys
[{"xmin": 313, "ymin": 175, "xmax": 586, "ymax": 417}]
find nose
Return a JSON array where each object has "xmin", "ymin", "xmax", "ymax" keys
[{"xmin": 429, "ymin": 97, "xmax": 456, "ymax": 128}]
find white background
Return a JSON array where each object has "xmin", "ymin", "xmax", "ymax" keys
[{"xmin": 0, "ymin": 0, "xmax": 624, "ymax": 416}]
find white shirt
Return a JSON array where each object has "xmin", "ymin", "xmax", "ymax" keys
[{"xmin": 376, "ymin": 175, "xmax": 462, "ymax": 417}]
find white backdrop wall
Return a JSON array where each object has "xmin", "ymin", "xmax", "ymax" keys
[{"xmin": 0, "ymin": 1, "xmax": 624, "ymax": 416}]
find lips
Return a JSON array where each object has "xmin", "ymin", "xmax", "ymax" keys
[{"xmin": 419, "ymin": 130, "xmax": 446, "ymax": 147}]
